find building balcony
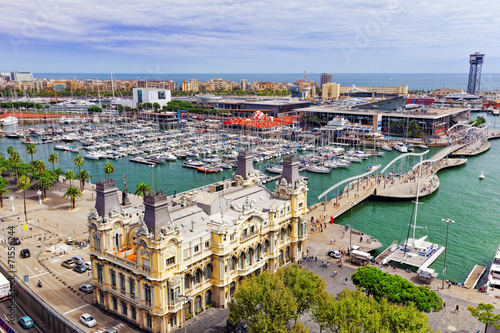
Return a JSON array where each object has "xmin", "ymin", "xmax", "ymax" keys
[
  {"xmin": 167, "ymin": 301, "xmax": 183, "ymax": 313},
  {"xmin": 238, "ymin": 259, "xmax": 266, "ymax": 276},
  {"xmin": 89, "ymin": 250, "xmax": 154, "ymax": 279}
]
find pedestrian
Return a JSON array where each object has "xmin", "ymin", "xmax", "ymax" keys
[
  {"xmin": 455, "ymin": 305, "xmax": 459, "ymax": 312},
  {"xmin": 333, "ymin": 270, "xmax": 337, "ymax": 277},
  {"xmin": 345, "ymin": 277, "xmax": 348, "ymax": 284},
  {"xmin": 443, "ymin": 302, "xmax": 446, "ymax": 308},
  {"xmin": 334, "ymin": 238, "xmax": 336, "ymax": 244},
  {"xmin": 330, "ymin": 237, "xmax": 333, "ymax": 244},
  {"xmin": 315, "ymin": 255, "xmax": 317, "ymax": 262}
]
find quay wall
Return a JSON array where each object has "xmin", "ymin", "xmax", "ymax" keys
[{"xmin": 0, "ymin": 259, "xmax": 84, "ymax": 333}]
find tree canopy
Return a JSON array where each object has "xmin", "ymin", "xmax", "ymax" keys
[
  {"xmin": 351, "ymin": 266, "xmax": 443, "ymax": 313},
  {"xmin": 468, "ymin": 303, "xmax": 500, "ymax": 333},
  {"xmin": 312, "ymin": 289, "xmax": 433, "ymax": 333}
]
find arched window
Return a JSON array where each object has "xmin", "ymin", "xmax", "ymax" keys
[
  {"xmin": 230, "ymin": 257, "xmax": 236, "ymax": 270},
  {"xmin": 246, "ymin": 249, "xmax": 252, "ymax": 266},
  {"xmin": 279, "ymin": 250, "xmax": 284, "ymax": 263},
  {"xmin": 194, "ymin": 295, "xmax": 202, "ymax": 311},
  {"xmin": 238, "ymin": 253, "xmax": 244, "ymax": 269},
  {"xmin": 263, "ymin": 240, "xmax": 268, "ymax": 253},
  {"xmin": 93, "ymin": 232, "xmax": 101, "ymax": 251},
  {"xmin": 204, "ymin": 290, "xmax": 212, "ymax": 306},
  {"xmin": 254, "ymin": 247, "xmax": 259, "ymax": 262},
  {"xmin": 285, "ymin": 246, "xmax": 290, "ymax": 261},
  {"xmin": 287, "ymin": 225, "xmax": 292, "ymax": 237},
  {"xmin": 194, "ymin": 269, "xmax": 201, "ymax": 284},
  {"xmin": 204, "ymin": 265, "xmax": 211, "ymax": 279},
  {"xmin": 184, "ymin": 275, "xmax": 190, "ymax": 289}
]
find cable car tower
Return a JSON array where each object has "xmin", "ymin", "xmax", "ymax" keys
[{"xmin": 467, "ymin": 52, "xmax": 485, "ymax": 96}]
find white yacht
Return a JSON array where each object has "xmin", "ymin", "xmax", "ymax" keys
[
  {"xmin": 306, "ymin": 165, "xmax": 330, "ymax": 174},
  {"xmin": 1, "ymin": 116, "xmax": 18, "ymax": 127},
  {"xmin": 381, "ymin": 144, "xmax": 392, "ymax": 152},
  {"xmin": 487, "ymin": 245, "xmax": 500, "ymax": 290},
  {"xmin": 84, "ymin": 151, "xmax": 106, "ymax": 160},
  {"xmin": 393, "ymin": 142, "xmax": 408, "ymax": 153}
]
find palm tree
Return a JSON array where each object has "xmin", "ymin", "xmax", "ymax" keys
[
  {"xmin": 9, "ymin": 152, "xmax": 21, "ymax": 179},
  {"xmin": 63, "ymin": 186, "xmax": 83, "ymax": 210},
  {"xmin": 7, "ymin": 146, "xmax": 15, "ymax": 159},
  {"xmin": 48, "ymin": 153, "xmax": 59, "ymax": 171},
  {"xmin": 17, "ymin": 175, "xmax": 30, "ymax": 222},
  {"xmin": 33, "ymin": 160, "xmax": 46, "ymax": 175},
  {"xmin": 104, "ymin": 162, "xmax": 114, "ymax": 180},
  {"xmin": 78, "ymin": 170, "xmax": 92, "ymax": 191},
  {"xmin": 26, "ymin": 144, "xmax": 37, "ymax": 164},
  {"xmin": 74, "ymin": 155, "xmax": 84, "ymax": 190},
  {"xmin": 0, "ymin": 177, "xmax": 10, "ymax": 208},
  {"xmin": 65, "ymin": 170, "xmax": 75, "ymax": 187},
  {"xmin": 54, "ymin": 167, "xmax": 65, "ymax": 177},
  {"xmin": 35, "ymin": 176, "xmax": 53, "ymax": 199},
  {"xmin": 135, "ymin": 182, "xmax": 152, "ymax": 200}
]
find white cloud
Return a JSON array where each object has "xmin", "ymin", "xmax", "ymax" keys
[{"xmin": 1, "ymin": 0, "xmax": 500, "ymax": 72}]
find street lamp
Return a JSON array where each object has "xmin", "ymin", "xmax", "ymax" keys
[
  {"xmin": 441, "ymin": 218, "xmax": 455, "ymax": 289},
  {"xmin": 9, "ymin": 196, "xmax": 14, "ymax": 211},
  {"xmin": 178, "ymin": 294, "xmax": 193, "ymax": 333},
  {"xmin": 348, "ymin": 201, "xmax": 355, "ymax": 251},
  {"xmin": 37, "ymin": 190, "xmax": 42, "ymax": 204}
]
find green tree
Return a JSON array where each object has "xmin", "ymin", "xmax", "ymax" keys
[
  {"xmin": 48, "ymin": 152, "xmax": 59, "ymax": 171},
  {"xmin": 153, "ymin": 102, "xmax": 160, "ymax": 111},
  {"xmin": 65, "ymin": 170, "xmax": 75, "ymax": 187},
  {"xmin": 74, "ymin": 155, "xmax": 84, "ymax": 190},
  {"xmin": 54, "ymin": 167, "xmax": 65, "ymax": 177},
  {"xmin": 135, "ymin": 182, "xmax": 152, "ymax": 200},
  {"xmin": 229, "ymin": 270, "xmax": 298, "ymax": 333},
  {"xmin": 26, "ymin": 143, "xmax": 37, "ymax": 164},
  {"xmin": 468, "ymin": 303, "xmax": 500, "ymax": 333},
  {"xmin": 351, "ymin": 266, "xmax": 443, "ymax": 313},
  {"xmin": 6, "ymin": 146, "xmax": 15, "ymax": 158},
  {"xmin": 78, "ymin": 170, "xmax": 92, "ymax": 191},
  {"xmin": 312, "ymin": 289, "xmax": 432, "ymax": 333},
  {"xmin": 63, "ymin": 185, "xmax": 83, "ymax": 209},
  {"xmin": 277, "ymin": 264, "xmax": 328, "ymax": 322},
  {"xmin": 17, "ymin": 175, "xmax": 30, "ymax": 222},
  {"xmin": 33, "ymin": 160, "xmax": 46, "ymax": 175},
  {"xmin": 0, "ymin": 177, "xmax": 11, "ymax": 208},
  {"xmin": 9, "ymin": 151, "xmax": 21, "ymax": 178},
  {"xmin": 104, "ymin": 162, "xmax": 114, "ymax": 180},
  {"xmin": 35, "ymin": 176, "xmax": 53, "ymax": 199}
]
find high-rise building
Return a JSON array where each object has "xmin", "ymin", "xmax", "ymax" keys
[
  {"xmin": 11, "ymin": 71, "xmax": 33, "ymax": 82},
  {"xmin": 320, "ymin": 73, "xmax": 332, "ymax": 88}
]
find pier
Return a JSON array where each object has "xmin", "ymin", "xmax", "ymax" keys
[{"xmin": 464, "ymin": 265, "xmax": 486, "ymax": 289}]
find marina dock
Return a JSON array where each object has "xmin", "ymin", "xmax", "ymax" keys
[{"xmin": 464, "ymin": 265, "xmax": 486, "ymax": 289}]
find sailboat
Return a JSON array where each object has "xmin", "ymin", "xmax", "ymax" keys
[
  {"xmin": 376, "ymin": 155, "xmax": 445, "ymax": 273},
  {"xmin": 479, "ymin": 171, "xmax": 485, "ymax": 179}
]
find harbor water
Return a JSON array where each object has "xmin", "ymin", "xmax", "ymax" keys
[{"xmin": 1, "ymin": 111, "xmax": 498, "ymax": 284}]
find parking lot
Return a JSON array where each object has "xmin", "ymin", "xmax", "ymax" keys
[{"xmin": 0, "ymin": 179, "xmax": 143, "ymax": 333}]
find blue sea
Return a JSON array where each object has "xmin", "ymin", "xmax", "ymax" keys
[{"xmin": 33, "ymin": 73, "xmax": 500, "ymax": 91}]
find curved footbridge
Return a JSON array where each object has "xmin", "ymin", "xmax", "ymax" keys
[{"xmin": 308, "ymin": 144, "xmax": 469, "ymax": 221}]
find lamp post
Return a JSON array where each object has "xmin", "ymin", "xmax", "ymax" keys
[
  {"xmin": 441, "ymin": 218, "xmax": 455, "ymax": 289},
  {"xmin": 348, "ymin": 201, "xmax": 355, "ymax": 251},
  {"xmin": 37, "ymin": 190, "xmax": 42, "ymax": 204},
  {"xmin": 9, "ymin": 196, "xmax": 14, "ymax": 211},
  {"xmin": 178, "ymin": 294, "xmax": 193, "ymax": 333}
]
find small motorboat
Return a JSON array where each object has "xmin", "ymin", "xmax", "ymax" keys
[{"xmin": 479, "ymin": 171, "xmax": 485, "ymax": 179}]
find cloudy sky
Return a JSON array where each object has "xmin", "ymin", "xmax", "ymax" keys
[{"xmin": 1, "ymin": 0, "xmax": 499, "ymax": 73}]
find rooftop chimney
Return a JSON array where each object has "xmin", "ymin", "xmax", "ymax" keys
[
  {"xmin": 234, "ymin": 149, "xmax": 254, "ymax": 180},
  {"xmin": 94, "ymin": 179, "xmax": 123, "ymax": 218}
]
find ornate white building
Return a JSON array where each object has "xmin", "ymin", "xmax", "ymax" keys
[{"xmin": 87, "ymin": 150, "xmax": 308, "ymax": 332}]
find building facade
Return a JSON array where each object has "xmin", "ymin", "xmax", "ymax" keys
[
  {"xmin": 320, "ymin": 73, "xmax": 332, "ymax": 88},
  {"xmin": 133, "ymin": 88, "xmax": 172, "ymax": 108},
  {"xmin": 87, "ymin": 151, "xmax": 308, "ymax": 332}
]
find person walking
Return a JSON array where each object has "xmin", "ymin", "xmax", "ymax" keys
[
  {"xmin": 345, "ymin": 277, "xmax": 348, "ymax": 284},
  {"xmin": 333, "ymin": 270, "xmax": 337, "ymax": 277},
  {"xmin": 455, "ymin": 305, "xmax": 459, "ymax": 312},
  {"xmin": 330, "ymin": 237, "xmax": 333, "ymax": 244}
]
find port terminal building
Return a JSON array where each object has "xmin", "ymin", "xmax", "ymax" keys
[
  {"xmin": 88, "ymin": 151, "xmax": 308, "ymax": 332},
  {"xmin": 296, "ymin": 103, "xmax": 470, "ymax": 140}
]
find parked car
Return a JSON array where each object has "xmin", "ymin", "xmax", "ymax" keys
[
  {"xmin": 327, "ymin": 249, "xmax": 341, "ymax": 259},
  {"xmin": 83, "ymin": 262, "xmax": 92, "ymax": 270},
  {"xmin": 71, "ymin": 256, "xmax": 85, "ymax": 265},
  {"xmin": 19, "ymin": 316, "xmax": 34, "ymax": 329},
  {"xmin": 80, "ymin": 313, "xmax": 97, "ymax": 327},
  {"xmin": 73, "ymin": 265, "xmax": 86, "ymax": 274},
  {"xmin": 61, "ymin": 259, "xmax": 75, "ymax": 269},
  {"xmin": 226, "ymin": 320, "xmax": 247, "ymax": 333},
  {"xmin": 9, "ymin": 237, "xmax": 20, "ymax": 245},
  {"xmin": 20, "ymin": 249, "xmax": 30, "ymax": 258},
  {"xmin": 79, "ymin": 284, "xmax": 93, "ymax": 294}
]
